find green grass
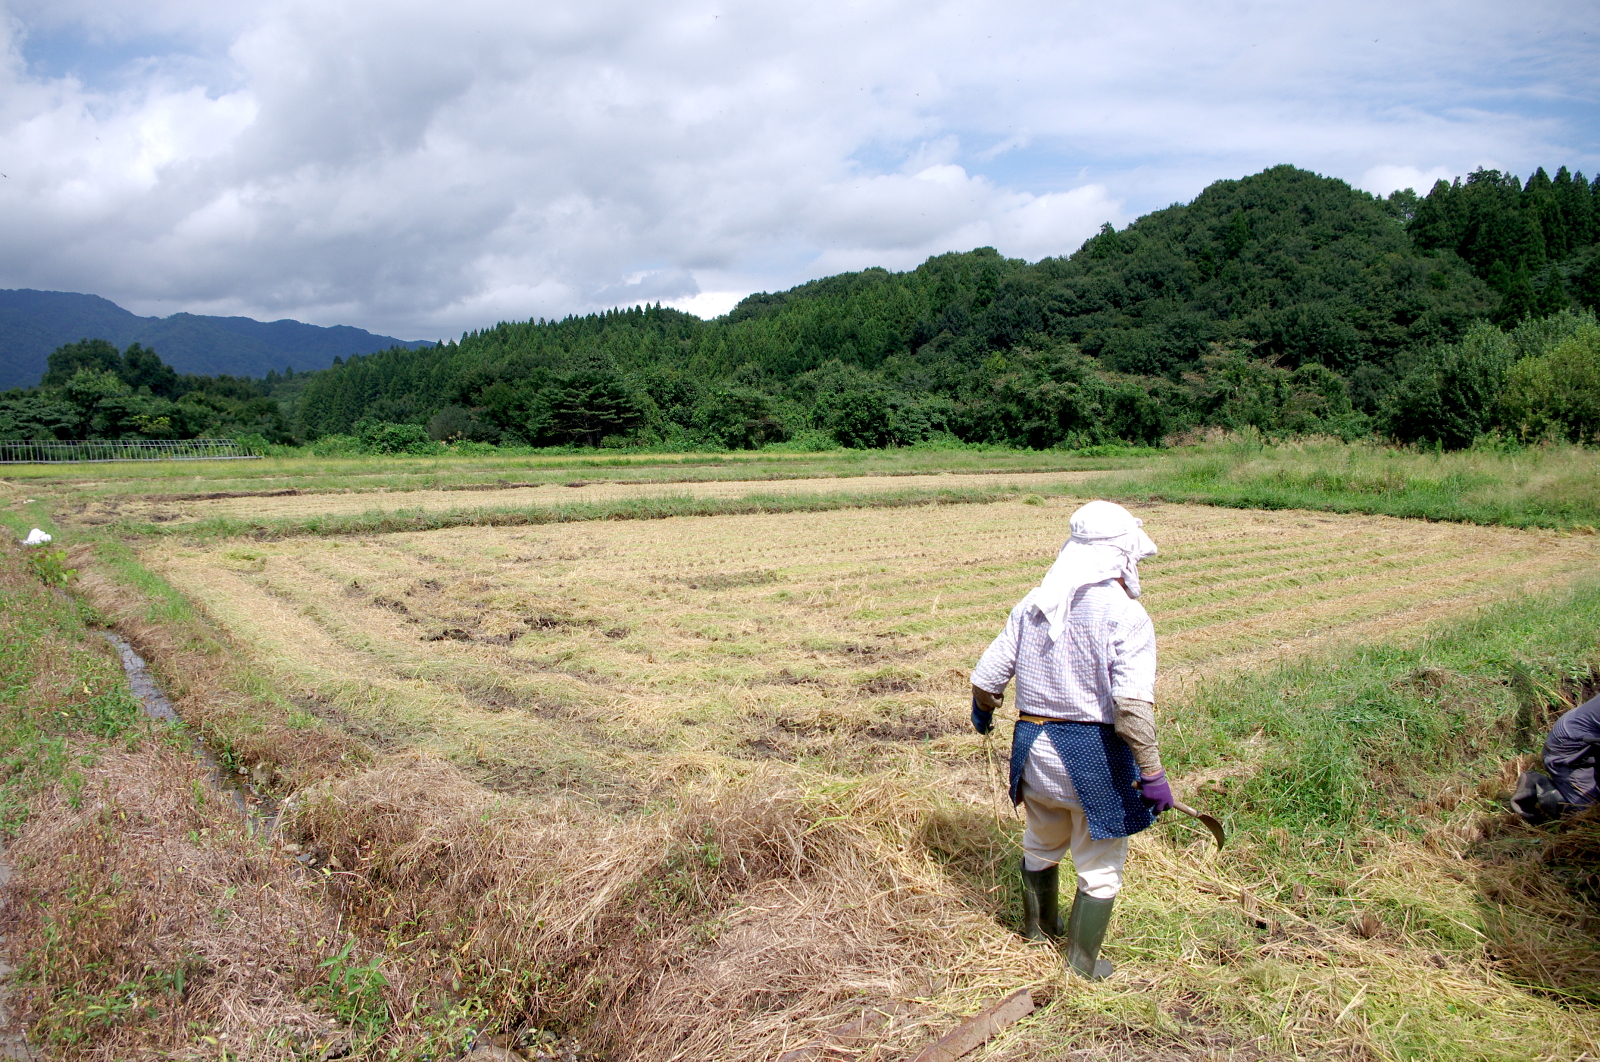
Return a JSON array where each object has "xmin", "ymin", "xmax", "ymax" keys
[
  {"xmin": 0, "ymin": 550, "xmax": 144, "ymax": 830},
  {"xmin": 1042, "ymin": 576, "xmax": 1600, "ymax": 1059},
  {"xmin": 3, "ymin": 444, "xmax": 1150, "ymax": 503},
  {"xmin": 1169, "ymin": 577, "xmax": 1600, "ymax": 836},
  {"xmin": 1103, "ymin": 436, "xmax": 1600, "ymax": 529}
]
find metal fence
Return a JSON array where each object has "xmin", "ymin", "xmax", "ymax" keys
[{"xmin": 0, "ymin": 438, "xmax": 261, "ymax": 464}]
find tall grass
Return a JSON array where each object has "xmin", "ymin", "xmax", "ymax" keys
[{"xmin": 1105, "ymin": 436, "xmax": 1600, "ymax": 529}]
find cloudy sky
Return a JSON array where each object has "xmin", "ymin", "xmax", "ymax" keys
[{"xmin": 1, "ymin": 0, "xmax": 1596, "ymax": 340}]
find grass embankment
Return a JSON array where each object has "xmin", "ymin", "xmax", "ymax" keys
[
  {"xmin": 1105, "ymin": 437, "xmax": 1600, "ymax": 530},
  {"xmin": 0, "ymin": 542, "xmax": 487, "ymax": 1059},
  {"xmin": 47, "ymin": 501, "xmax": 1600, "ymax": 1061}
]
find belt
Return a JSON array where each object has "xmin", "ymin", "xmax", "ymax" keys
[{"xmin": 1016, "ymin": 713, "xmax": 1102, "ymax": 726}]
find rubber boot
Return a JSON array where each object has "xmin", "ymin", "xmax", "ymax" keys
[
  {"xmin": 1018, "ymin": 857, "xmax": 1065, "ymax": 941},
  {"xmin": 1064, "ymin": 890, "xmax": 1116, "ymax": 980}
]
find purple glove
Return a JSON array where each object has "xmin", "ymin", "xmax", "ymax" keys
[{"xmin": 1139, "ymin": 770, "xmax": 1175, "ymax": 813}]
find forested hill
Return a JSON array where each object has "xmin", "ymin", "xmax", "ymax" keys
[
  {"xmin": 0, "ymin": 289, "xmax": 430, "ymax": 390},
  {"xmin": 155, "ymin": 164, "xmax": 1600, "ymax": 450}
]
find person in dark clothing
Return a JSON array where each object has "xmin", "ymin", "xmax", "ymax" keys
[{"xmin": 1512, "ymin": 692, "xmax": 1600, "ymax": 823}]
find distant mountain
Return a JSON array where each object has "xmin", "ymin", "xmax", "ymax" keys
[{"xmin": 0, "ymin": 289, "xmax": 431, "ymax": 390}]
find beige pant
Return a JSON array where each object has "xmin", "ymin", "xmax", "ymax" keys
[{"xmin": 1020, "ymin": 783, "xmax": 1129, "ymax": 899}]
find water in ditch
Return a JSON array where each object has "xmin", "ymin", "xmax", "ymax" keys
[{"xmin": 101, "ymin": 631, "xmax": 286, "ymax": 838}]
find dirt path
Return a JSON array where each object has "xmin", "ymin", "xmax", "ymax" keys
[{"xmin": 76, "ymin": 468, "xmax": 1108, "ymax": 525}]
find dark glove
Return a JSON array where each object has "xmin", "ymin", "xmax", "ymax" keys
[
  {"xmin": 1138, "ymin": 770, "xmax": 1175, "ymax": 813},
  {"xmin": 970, "ymin": 695, "xmax": 994, "ymax": 735}
]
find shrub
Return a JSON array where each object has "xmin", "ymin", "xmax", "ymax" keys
[
  {"xmin": 446, "ymin": 440, "xmax": 500, "ymax": 456},
  {"xmin": 1380, "ymin": 323, "xmax": 1514, "ymax": 449},
  {"xmin": 308, "ymin": 433, "xmax": 362, "ymax": 456},
  {"xmin": 692, "ymin": 388, "xmax": 792, "ymax": 449},
  {"xmin": 357, "ymin": 421, "xmax": 443, "ymax": 455},
  {"xmin": 1499, "ymin": 323, "xmax": 1600, "ymax": 443},
  {"xmin": 426, "ymin": 405, "xmax": 500, "ymax": 443},
  {"xmin": 815, "ymin": 387, "xmax": 895, "ymax": 448}
]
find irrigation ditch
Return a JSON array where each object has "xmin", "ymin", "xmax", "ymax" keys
[
  {"xmin": 78, "ymin": 623, "xmax": 624, "ymax": 1062},
  {"xmin": 101, "ymin": 631, "xmax": 285, "ymax": 840}
]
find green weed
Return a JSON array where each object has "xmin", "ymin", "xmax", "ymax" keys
[
  {"xmin": 312, "ymin": 939, "xmax": 391, "ymax": 1032},
  {"xmin": 117, "ymin": 484, "xmax": 1076, "ymax": 540},
  {"xmin": 25, "ymin": 548, "xmax": 75, "ymax": 586}
]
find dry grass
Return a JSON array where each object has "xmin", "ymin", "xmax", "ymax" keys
[
  {"xmin": 269, "ymin": 748, "xmax": 1600, "ymax": 1062},
  {"xmin": 1473, "ymin": 805, "xmax": 1600, "ymax": 1002},
  {"xmin": 288, "ymin": 755, "xmax": 1059, "ymax": 1062},
  {"xmin": 2, "ymin": 742, "xmax": 358, "ymax": 1060}
]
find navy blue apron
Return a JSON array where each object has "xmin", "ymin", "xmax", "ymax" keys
[{"xmin": 1009, "ymin": 719, "xmax": 1156, "ymax": 839}]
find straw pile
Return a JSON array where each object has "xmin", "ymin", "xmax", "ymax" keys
[{"xmin": 289, "ymin": 754, "xmax": 1058, "ymax": 1061}]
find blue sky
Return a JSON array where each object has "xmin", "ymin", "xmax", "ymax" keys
[{"xmin": 0, "ymin": 0, "xmax": 1595, "ymax": 339}]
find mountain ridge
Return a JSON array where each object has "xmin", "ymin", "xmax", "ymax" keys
[{"xmin": 0, "ymin": 288, "xmax": 430, "ymax": 390}]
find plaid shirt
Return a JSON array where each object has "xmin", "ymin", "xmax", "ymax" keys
[{"xmin": 972, "ymin": 581, "xmax": 1157, "ymax": 802}]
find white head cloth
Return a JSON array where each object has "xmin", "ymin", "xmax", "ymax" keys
[{"xmin": 1029, "ymin": 500, "xmax": 1158, "ymax": 643}]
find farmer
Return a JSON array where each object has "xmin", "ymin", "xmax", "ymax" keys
[
  {"xmin": 969, "ymin": 500, "xmax": 1174, "ymax": 980},
  {"xmin": 1512, "ymin": 692, "xmax": 1600, "ymax": 823}
]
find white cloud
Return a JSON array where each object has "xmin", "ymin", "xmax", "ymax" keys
[
  {"xmin": 666, "ymin": 291, "xmax": 744, "ymax": 319},
  {"xmin": 1358, "ymin": 164, "xmax": 1457, "ymax": 198},
  {"xmin": 0, "ymin": 0, "xmax": 1594, "ymax": 342}
]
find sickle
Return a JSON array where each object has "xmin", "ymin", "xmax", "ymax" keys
[{"xmin": 1170, "ymin": 799, "xmax": 1226, "ymax": 850}]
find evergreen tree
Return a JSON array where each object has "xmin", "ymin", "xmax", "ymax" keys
[
  {"xmin": 1574, "ymin": 254, "xmax": 1600, "ymax": 312},
  {"xmin": 1495, "ymin": 266, "xmax": 1539, "ymax": 326},
  {"xmin": 120, "ymin": 343, "xmax": 179, "ymax": 397},
  {"xmin": 1537, "ymin": 270, "xmax": 1571, "ymax": 317}
]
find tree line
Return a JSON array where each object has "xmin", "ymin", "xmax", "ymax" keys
[
  {"xmin": 0, "ymin": 338, "xmax": 302, "ymax": 444},
  {"xmin": 5, "ymin": 164, "xmax": 1599, "ymax": 451}
]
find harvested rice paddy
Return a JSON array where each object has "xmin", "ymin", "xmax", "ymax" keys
[{"xmin": 138, "ymin": 497, "xmax": 1599, "ymax": 796}]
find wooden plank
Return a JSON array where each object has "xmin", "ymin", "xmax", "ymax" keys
[{"xmin": 909, "ymin": 988, "xmax": 1034, "ymax": 1062}]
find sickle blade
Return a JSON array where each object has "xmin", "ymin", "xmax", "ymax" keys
[{"xmin": 1171, "ymin": 799, "xmax": 1226, "ymax": 850}]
